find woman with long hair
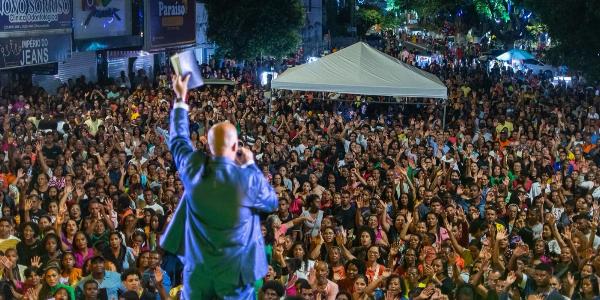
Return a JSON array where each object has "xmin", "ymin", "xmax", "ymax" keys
[
  {"xmin": 57, "ymin": 218, "xmax": 78, "ymax": 252},
  {"xmin": 384, "ymin": 275, "xmax": 403, "ymax": 300},
  {"xmin": 428, "ymin": 257, "xmax": 454, "ymax": 295},
  {"xmin": 38, "ymin": 267, "xmax": 75, "ymax": 300},
  {"xmin": 572, "ymin": 275, "xmax": 600, "ymax": 300},
  {"xmin": 425, "ymin": 212, "xmax": 449, "ymax": 245},
  {"xmin": 366, "ymin": 214, "xmax": 389, "ymax": 248},
  {"xmin": 288, "ymin": 242, "xmax": 315, "ymax": 280},
  {"xmin": 327, "ymin": 246, "xmax": 346, "ymax": 281},
  {"xmin": 337, "ymin": 259, "xmax": 365, "ymax": 293},
  {"xmin": 264, "ymin": 214, "xmax": 309, "ymax": 246},
  {"xmin": 147, "ymin": 213, "xmax": 165, "ymax": 250},
  {"xmin": 291, "ymin": 181, "xmax": 312, "ymax": 216},
  {"xmin": 40, "ymin": 233, "xmax": 63, "ymax": 269},
  {"xmin": 392, "ymin": 248, "xmax": 418, "ymax": 277},
  {"xmin": 102, "ymin": 231, "xmax": 136, "ymax": 273},
  {"xmin": 309, "ymin": 226, "xmax": 338, "ymax": 261},
  {"xmin": 72, "ymin": 231, "xmax": 95, "ymax": 269},
  {"xmin": 16, "ymin": 222, "xmax": 42, "ymax": 266},
  {"xmin": 388, "ymin": 214, "xmax": 407, "ymax": 243},
  {"xmin": 300, "ymin": 194, "xmax": 324, "ymax": 238},
  {"xmin": 351, "ymin": 274, "xmax": 373, "ymax": 300},
  {"xmin": 272, "ymin": 173, "xmax": 288, "ymax": 195},
  {"xmin": 364, "ymin": 245, "xmax": 386, "ymax": 283},
  {"xmin": 120, "ymin": 214, "xmax": 138, "ymax": 247},
  {"xmin": 69, "ymin": 203, "xmax": 83, "ymax": 228}
]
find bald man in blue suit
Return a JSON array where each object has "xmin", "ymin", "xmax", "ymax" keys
[{"xmin": 161, "ymin": 75, "xmax": 278, "ymax": 299}]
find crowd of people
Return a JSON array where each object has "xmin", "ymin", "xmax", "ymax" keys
[{"xmin": 0, "ymin": 30, "xmax": 599, "ymax": 300}]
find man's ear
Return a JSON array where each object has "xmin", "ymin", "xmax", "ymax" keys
[{"xmin": 231, "ymin": 142, "xmax": 237, "ymax": 153}]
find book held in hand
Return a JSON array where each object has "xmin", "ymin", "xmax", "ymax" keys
[{"xmin": 170, "ymin": 50, "xmax": 204, "ymax": 89}]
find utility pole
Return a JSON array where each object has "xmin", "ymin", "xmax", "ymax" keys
[{"xmin": 349, "ymin": 0, "xmax": 356, "ymax": 37}]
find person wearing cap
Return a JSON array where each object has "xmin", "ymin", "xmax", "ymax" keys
[{"xmin": 76, "ymin": 256, "xmax": 123, "ymax": 299}]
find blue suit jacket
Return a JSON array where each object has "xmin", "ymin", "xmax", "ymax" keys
[{"xmin": 160, "ymin": 104, "xmax": 278, "ymax": 293}]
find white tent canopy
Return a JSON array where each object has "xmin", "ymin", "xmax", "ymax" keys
[{"xmin": 271, "ymin": 42, "xmax": 447, "ymax": 99}]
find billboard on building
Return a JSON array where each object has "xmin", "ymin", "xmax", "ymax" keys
[
  {"xmin": 0, "ymin": 0, "xmax": 72, "ymax": 32},
  {"xmin": 0, "ymin": 33, "xmax": 71, "ymax": 69},
  {"xmin": 73, "ymin": 0, "xmax": 132, "ymax": 39},
  {"xmin": 144, "ymin": 0, "xmax": 196, "ymax": 51}
]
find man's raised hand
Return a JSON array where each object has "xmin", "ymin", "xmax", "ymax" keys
[{"xmin": 172, "ymin": 74, "xmax": 191, "ymax": 102}]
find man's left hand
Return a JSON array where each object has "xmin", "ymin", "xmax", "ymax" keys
[{"xmin": 235, "ymin": 147, "xmax": 254, "ymax": 166}]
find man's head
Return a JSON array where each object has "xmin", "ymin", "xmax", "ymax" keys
[
  {"xmin": 90, "ymin": 256, "xmax": 106, "ymax": 277},
  {"xmin": 83, "ymin": 280, "xmax": 99, "ymax": 300},
  {"xmin": 314, "ymin": 261, "xmax": 329, "ymax": 281},
  {"xmin": 207, "ymin": 121, "xmax": 238, "ymax": 160},
  {"xmin": 0, "ymin": 218, "xmax": 12, "ymax": 239},
  {"xmin": 296, "ymin": 278, "xmax": 314, "ymax": 300},
  {"xmin": 533, "ymin": 263, "xmax": 553, "ymax": 289},
  {"xmin": 28, "ymin": 194, "xmax": 41, "ymax": 210},
  {"xmin": 149, "ymin": 250, "xmax": 162, "ymax": 268},
  {"xmin": 261, "ymin": 280, "xmax": 285, "ymax": 300},
  {"xmin": 121, "ymin": 268, "xmax": 142, "ymax": 292},
  {"xmin": 485, "ymin": 268, "xmax": 502, "ymax": 290},
  {"xmin": 88, "ymin": 200, "xmax": 102, "ymax": 217}
]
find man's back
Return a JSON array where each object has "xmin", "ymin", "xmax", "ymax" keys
[
  {"xmin": 162, "ymin": 102, "xmax": 278, "ymax": 299},
  {"xmin": 179, "ymin": 155, "xmax": 275, "ymax": 284}
]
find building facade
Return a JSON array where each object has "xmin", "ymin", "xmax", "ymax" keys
[{"xmin": 302, "ymin": 0, "xmax": 324, "ymax": 57}]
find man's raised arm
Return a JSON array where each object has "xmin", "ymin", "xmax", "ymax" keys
[{"xmin": 168, "ymin": 75, "xmax": 199, "ymax": 183}]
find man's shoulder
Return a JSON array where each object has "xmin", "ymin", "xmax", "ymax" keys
[
  {"xmin": 546, "ymin": 289, "xmax": 566, "ymax": 300},
  {"xmin": 104, "ymin": 271, "xmax": 122, "ymax": 281}
]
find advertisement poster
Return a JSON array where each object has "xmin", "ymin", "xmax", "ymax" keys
[
  {"xmin": 0, "ymin": 0, "xmax": 72, "ymax": 32},
  {"xmin": 0, "ymin": 34, "xmax": 71, "ymax": 69},
  {"xmin": 145, "ymin": 0, "xmax": 195, "ymax": 50},
  {"xmin": 73, "ymin": 0, "xmax": 132, "ymax": 39}
]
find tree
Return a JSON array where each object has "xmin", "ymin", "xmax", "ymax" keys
[
  {"xmin": 357, "ymin": 5, "xmax": 383, "ymax": 36},
  {"xmin": 473, "ymin": 0, "xmax": 510, "ymax": 22},
  {"xmin": 526, "ymin": 0, "xmax": 600, "ymax": 81},
  {"xmin": 204, "ymin": 0, "xmax": 304, "ymax": 59}
]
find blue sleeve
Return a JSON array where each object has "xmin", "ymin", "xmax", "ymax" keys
[
  {"xmin": 168, "ymin": 104, "xmax": 205, "ymax": 184},
  {"xmin": 245, "ymin": 163, "xmax": 278, "ymax": 213},
  {"xmin": 161, "ymin": 270, "xmax": 172, "ymax": 295}
]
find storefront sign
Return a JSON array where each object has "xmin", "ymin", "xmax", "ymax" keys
[
  {"xmin": 73, "ymin": 0, "xmax": 132, "ymax": 39},
  {"xmin": 0, "ymin": 0, "xmax": 72, "ymax": 31},
  {"xmin": 145, "ymin": 0, "xmax": 195, "ymax": 50},
  {"xmin": 0, "ymin": 33, "xmax": 71, "ymax": 69}
]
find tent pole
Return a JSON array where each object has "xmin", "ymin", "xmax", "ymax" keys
[{"xmin": 442, "ymin": 100, "xmax": 447, "ymax": 130}]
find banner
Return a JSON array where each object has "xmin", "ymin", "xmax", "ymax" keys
[
  {"xmin": 145, "ymin": 0, "xmax": 195, "ymax": 50},
  {"xmin": 73, "ymin": 0, "xmax": 132, "ymax": 40},
  {"xmin": 0, "ymin": 0, "xmax": 72, "ymax": 31},
  {"xmin": 0, "ymin": 34, "xmax": 71, "ymax": 69}
]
